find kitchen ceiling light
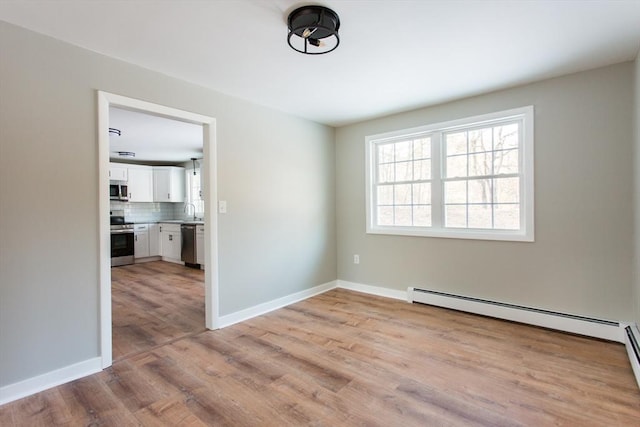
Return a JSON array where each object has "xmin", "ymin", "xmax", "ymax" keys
[{"xmin": 287, "ymin": 5, "xmax": 340, "ymax": 55}]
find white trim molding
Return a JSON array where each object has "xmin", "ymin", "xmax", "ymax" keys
[
  {"xmin": 408, "ymin": 287, "xmax": 624, "ymax": 343},
  {"xmin": 217, "ymin": 281, "xmax": 338, "ymax": 328},
  {"xmin": 337, "ymin": 280, "xmax": 408, "ymax": 301},
  {"xmin": 0, "ymin": 357, "xmax": 102, "ymax": 406},
  {"xmin": 97, "ymin": 91, "xmax": 219, "ymax": 370}
]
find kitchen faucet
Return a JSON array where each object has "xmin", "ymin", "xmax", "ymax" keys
[{"xmin": 184, "ymin": 203, "xmax": 197, "ymax": 220}]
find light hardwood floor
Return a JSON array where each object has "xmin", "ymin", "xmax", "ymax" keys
[
  {"xmin": 2, "ymin": 285, "xmax": 639, "ymax": 425},
  {"xmin": 111, "ymin": 261, "xmax": 206, "ymax": 361}
]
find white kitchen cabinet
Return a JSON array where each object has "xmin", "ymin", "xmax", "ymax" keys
[
  {"xmin": 159, "ymin": 223, "xmax": 181, "ymax": 262},
  {"xmin": 127, "ymin": 165, "xmax": 154, "ymax": 202},
  {"xmin": 196, "ymin": 225, "xmax": 204, "ymax": 267},
  {"xmin": 134, "ymin": 224, "xmax": 149, "ymax": 258},
  {"xmin": 154, "ymin": 167, "xmax": 185, "ymax": 202},
  {"xmin": 148, "ymin": 223, "xmax": 161, "ymax": 257},
  {"xmin": 109, "ymin": 163, "xmax": 128, "ymax": 181}
]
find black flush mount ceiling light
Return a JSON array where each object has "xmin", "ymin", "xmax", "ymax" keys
[{"xmin": 287, "ymin": 5, "xmax": 340, "ymax": 55}]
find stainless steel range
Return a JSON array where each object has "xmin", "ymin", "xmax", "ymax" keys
[{"xmin": 110, "ymin": 210, "xmax": 134, "ymax": 267}]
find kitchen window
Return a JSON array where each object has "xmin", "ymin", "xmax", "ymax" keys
[
  {"xmin": 365, "ymin": 106, "xmax": 534, "ymax": 242},
  {"xmin": 185, "ymin": 168, "xmax": 204, "ymax": 218}
]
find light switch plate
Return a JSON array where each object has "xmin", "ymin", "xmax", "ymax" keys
[{"xmin": 218, "ymin": 200, "xmax": 227, "ymax": 214}]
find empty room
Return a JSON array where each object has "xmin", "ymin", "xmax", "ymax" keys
[{"xmin": 1, "ymin": 1, "xmax": 640, "ymax": 425}]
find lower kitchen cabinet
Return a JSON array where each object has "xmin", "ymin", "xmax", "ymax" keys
[
  {"xmin": 149, "ymin": 223, "xmax": 161, "ymax": 256},
  {"xmin": 196, "ymin": 225, "xmax": 204, "ymax": 267},
  {"xmin": 160, "ymin": 223, "xmax": 181, "ymax": 262},
  {"xmin": 134, "ymin": 224, "xmax": 149, "ymax": 258}
]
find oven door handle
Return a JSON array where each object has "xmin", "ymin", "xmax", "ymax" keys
[{"xmin": 110, "ymin": 229, "xmax": 134, "ymax": 234}]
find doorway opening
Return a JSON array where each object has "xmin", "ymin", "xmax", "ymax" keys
[{"xmin": 98, "ymin": 91, "xmax": 219, "ymax": 368}]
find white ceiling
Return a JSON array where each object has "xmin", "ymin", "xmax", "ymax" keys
[
  {"xmin": 109, "ymin": 107, "xmax": 203, "ymax": 162},
  {"xmin": 1, "ymin": 0, "xmax": 640, "ymax": 128}
]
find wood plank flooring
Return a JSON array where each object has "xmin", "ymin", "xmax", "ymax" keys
[
  {"xmin": 2, "ymin": 287, "xmax": 639, "ymax": 426},
  {"xmin": 111, "ymin": 261, "xmax": 206, "ymax": 361}
]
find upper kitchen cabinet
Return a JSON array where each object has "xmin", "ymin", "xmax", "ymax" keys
[
  {"xmin": 109, "ymin": 163, "xmax": 128, "ymax": 181},
  {"xmin": 127, "ymin": 165, "xmax": 154, "ymax": 202},
  {"xmin": 154, "ymin": 166, "xmax": 185, "ymax": 202}
]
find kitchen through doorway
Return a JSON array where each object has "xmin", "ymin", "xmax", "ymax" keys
[{"xmin": 98, "ymin": 91, "xmax": 219, "ymax": 369}]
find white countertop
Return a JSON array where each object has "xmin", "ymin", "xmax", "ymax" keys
[{"xmin": 159, "ymin": 219, "xmax": 205, "ymax": 225}]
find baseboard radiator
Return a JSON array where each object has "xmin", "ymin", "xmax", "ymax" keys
[
  {"xmin": 625, "ymin": 325, "xmax": 640, "ymax": 388},
  {"xmin": 408, "ymin": 287, "xmax": 624, "ymax": 343}
]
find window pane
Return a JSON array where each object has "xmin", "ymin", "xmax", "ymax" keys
[
  {"xmin": 446, "ymin": 155, "xmax": 467, "ymax": 178},
  {"xmin": 494, "ymin": 149, "xmax": 518, "ymax": 175},
  {"xmin": 378, "ymin": 144, "xmax": 394, "ymax": 163},
  {"xmin": 413, "ymin": 205, "xmax": 431, "ymax": 226},
  {"xmin": 494, "ymin": 124, "xmax": 519, "ymax": 150},
  {"xmin": 395, "ymin": 161, "xmax": 412, "ymax": 182},
  {"xmin": 378, "ymin": 163, "xmax": 394, "ymax": 183},
  {"xmin": 412, "ymin": 183, "xmax": 431, "ymax": 205},
  {"xmin": 468, "ymin": 204, "xmax": 492, "ymax": 229},
  {"xmin": 468, "ymin": 179, "xmax": 492, "ymax": 204},
  {"xmin": 414, "ymin": 159, "xmax": 431, "ymax": 180},
  {"xmin": 445, "ymin": 205, "xmax": 467, "ymax": 228},
  {"xmin": 446, "ymin": 132, "xmax": 467, "ymax": 155},
  {"xmin": 468, "ymin": 152, "xmax": 491, "ymax": 176},
  {"xmin": 469, "ymin": 128, "xmax": 491, "ymax": 153},
  {"xmin": 494, "ymin": 177, "xmax": 519, "ymax": 203},
  {"xmin": 394, "ymin": 184, "xmax": 412, "ymax": 205},
  {"xmin": 395, "ymin": 141, "xmax": 412, "ymax": 162},
  {"xmin": 377, "ymin": 206, "xmax": 394, "ymax": 226},
  {"xmin": 413, "ymin": 138, "xmax": 431, "ymax": 160},
  {"xmin": 494, "ymin": 204, "xmax": 520, "ymax": 229},
  {"xmin": 377, "ymin": 185, "xmax": 393, "ymax": 205},
  {"xmin": 395, "ymin": 206, "xmax": 412, "ymax": 226},
  {"xmin": 444, "ymin": 181, "xmax": 466, "ymax": 204}
]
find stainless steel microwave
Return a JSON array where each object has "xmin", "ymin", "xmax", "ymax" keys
[{"xmin": 110, "ymin": 181, "xmax": 128, "ymax": 201}]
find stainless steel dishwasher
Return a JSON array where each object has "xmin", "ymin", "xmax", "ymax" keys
[{"xmin": 181, "ymin": 224, "xmax": 197, "ymax": 266}]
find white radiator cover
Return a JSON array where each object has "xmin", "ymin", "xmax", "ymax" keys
[
  {"xmin": 625, "ymin": 324, "xmax": 640, "ymax": 389},
  {"xmin": 408, "ymin": 287, "xmax": 625, "ymax": 343}
]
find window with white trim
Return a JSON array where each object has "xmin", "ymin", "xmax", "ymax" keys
[
  {"xmin": 366, "ymin": 106, "xmax": 534, "ymax": 242},
  {"xmin": 185, "ymin": 168, "xmax": 204, "ymax": 217}
]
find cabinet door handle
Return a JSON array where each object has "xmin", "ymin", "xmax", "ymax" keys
[
  {"xmin": 135, "ymin": 235, "xmax": 138, "ymax": 241},
  {"xmin": 169, "ymin": 235, "xmax": 173, "ymax": 241},
  {"xmin": 167, "ymin": 193, "xmax": 170, "ymax": 200},
  {"xmin": 159, "ymin": 226, "xmax": 162, "ymax": 232}
]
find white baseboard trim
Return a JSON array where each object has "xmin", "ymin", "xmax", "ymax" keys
[
  {"xmin": 336, "ymin": 280, "xmax": 408, "ymax": 301},
  {"xmin": 624, "ymin": 323, "xmax": 640, "ymax": 389},
  {"xmin": 0, "ymin": 357, "xmax": 102, "ymax": 406},
  {"xmin": 218, "ymin": 280, "xmax": 337, "ymax": 328},
  {"xmin": 408, "ymin": 287, "xmax": 624, "ymax": 343}
]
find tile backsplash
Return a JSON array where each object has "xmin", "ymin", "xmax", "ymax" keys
[{"xmin": 110, "ymin": 201, "xmax": 187, "ymax": 223}]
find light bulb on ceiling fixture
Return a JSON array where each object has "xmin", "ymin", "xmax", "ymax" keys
[{"xmin": 302, "ymin": 27, "xmax": 317, "ymax": 38}]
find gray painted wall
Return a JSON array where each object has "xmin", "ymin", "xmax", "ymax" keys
[
  {"xmin": 0, "ymin": 22, "xmax": 336, "ymax": 386},
  {"xmin": 336, "ymin": 62, "xmax": 635, "ymax": 322}
]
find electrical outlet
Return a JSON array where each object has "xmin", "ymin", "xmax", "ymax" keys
[{"xmin": 354, "ymin": 254, "xmax": 360, "ymax": 264}]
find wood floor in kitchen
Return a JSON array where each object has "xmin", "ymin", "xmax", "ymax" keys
[
  {"xmin": 2, "ymin": 284, "xmax": 639, "ymax": 425},
  {"xmin": 111, "ymin": 261, "xmax": 206, "ymax": 361}
]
